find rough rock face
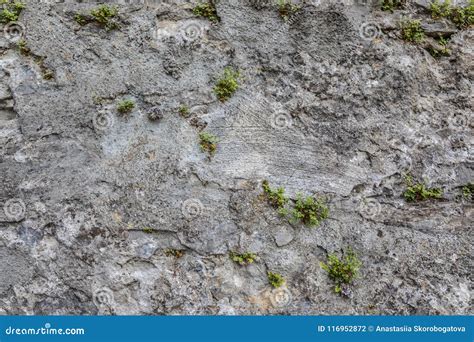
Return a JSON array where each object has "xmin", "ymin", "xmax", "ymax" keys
[{"xmin": 0, "ymin": 0, "xmax": 472, "ymax": 315}]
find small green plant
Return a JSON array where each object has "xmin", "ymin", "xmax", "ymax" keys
[
  {"xmin": 400, "ymin": 19, "xmax": 425, "ymax": 43},
  {"xmin": 381, "ymin": 0, "xmax": 406, "ymax": 11},
  {"xmin": 17, "ymin": 39, "xmax": 29, "ymax": 56},
  {"xmin": 178, "ymin": 105, "xmax": 190, "ymax": 117},
  {"xmin": 165, "ymin": 249, "xmax": 184, "ymax": 258},
  {"xmin": 193, "ymin": 1, "xmax": 219, "ymax": 23},
  {"xmin": 199, "ymin": 132, "xmax": 219, "ymax": 155},
  {"xmin": 230, "ymin": 251, "xmax": 257, "ymax": 266},
  {"xmin": 277, "ymin": 0, "xmax": 300, "ymax": 21},
  {"xmin": 0, "ymin": 0, "xmax": 24, "ymax": 23},
  {"xmin": 291, "ymin": 194, "xmax": 329, "ymax": 227},
  {"xmin": 450, "ymin": 0, "xmax": 474, "ymax": 28},
  {"xmin": 213, "ymin": 67, "xmax": 240, "ymax": 102},
  {"xmin": 430, "ymin": 0, "xmax": 453, "ymax": 18},
  {"xmin": 427, "ymin": 35, "xmax": 451, "ymax": 57},
  {"xmin": 90, "ymin": 4, "xmax": 119, "ymax": 30},
  {"xmin": 117, "ymin": 99, "xmax": 135, "ymax": 114},
  {"xmin": 320, "ymin": 249, "xmax": 362, "ymax": 296},
  {"xmin": 403, "ymin": 175, "xmax": 443, "ymax": 202},
  {"xmin": 262, "ymin": 180, "xmax": 288, "ymax": 211},
  {"xmin": 461, "ymin": 183, "xmax": 473, "ymax": 200},
  {"xmin": 267, "ymin": 271, "xmax": 285, "ymax": 288},
  {"xmin": 143, "ymin": 227, "xmax": 153, "ymax": 234},
  {"xmin": 74, "ymin": 13, "xmax": 89, "ymax": 26}
]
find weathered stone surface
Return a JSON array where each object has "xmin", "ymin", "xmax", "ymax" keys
[
  {"xmin": 421, "ymin": 19, "xmax": 458, "ymax": 37},
  {"xmin": 0, "ymin": 0, "xmax": 472, "ymax": 315},
  {"xmin": 274, "ymin": 226, "xmax": 295, "ymax": 247}
]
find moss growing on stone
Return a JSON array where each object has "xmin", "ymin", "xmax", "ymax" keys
[
  {"xmin": 193, "ymin": 1, "xmax": 219, "ymax": 23},
  {"xmin": 291, "ymin": 194, "xmax": 329, "ymax": 227},
  {"xmin": 429, "ymin": 0, "xmax": 474, "ymax": 28},
  {"xmin": 165, "ymin": 249, "xmax": 184, "ymax": 258},
  {"xmin": 400, "ymin": 19, "xmax": 425, "ymax": 43},
  {"xmin": 199, "ymin": 132, "xmax": 219, "ymax": 155},
  {"xmin": 277, "ymin": 0, "xmax": 300, "ymax": 21},
  {"xmin": 462, "ymin": 183, "xmax": 473, "ymax": 200},
  {"xmin": 213, "ymin": 67, "xmax": 240, "ymax": 102},
  {"xmin": 320, "ymin": 249, "xmax": 361, "ymax": 296},
  {"xmin": 74, "ymin": 13, "xmax": 89, "ymax": 26},
  {"xmin": 262, "ymin": 180, "xmax": 288, "ymax": 210},
  {"xmin": 427, "ymin": 35, "xmax": 451, "ymax": 57},
  {"xmin": 381, "ymin": 0, "xmax": 406, "ymax": 11},
  {"xmin": 230, "ymin": 251, "xmax": 257, "ymax": 266},
  {"xmin": 449, "ymin": 0, "xmax": 474, "ymax": 28},
  {"xmin": 403, "ymin": 175, "xmax": 443, "ymax": 202},
  {"xmin": 117, "ymin": 99, "xmax": 135, "ymax": 114},
  {"xmin": 429, "ymin": 0, "xmax": 453, "ymax": 18},
  {"xmin": 0, "ymin": 0, "xmax": 24, "ymax": 24},
  {"xmin": 178, "ymin": 105, "xmax": 190, "ymax": 117},
  {"xmin": 90, "ymin": 4, "xmax": 119, "ymax": 30},
  {"xmin": 267, "ymin": 271, "xmax": 285, "ymax": 288},
  {"xmin": 17, "ymin": 39, "xmax": 29, "ymax": 56}
]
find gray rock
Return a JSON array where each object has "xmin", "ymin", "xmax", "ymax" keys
[
  {"xmin": 0, "ymin": 1, "xmax": 472, "ymax": 315},
  {"xmin": 146, "ymin": 106, "xmax": 164, "ymax": 121},
  {"xmin": 421, "ymin": 19, "xmax": 458, "ymax": 37},
  {"xmin": 274, "ymin": 227, "xmax": 295, "ymax": 247}
]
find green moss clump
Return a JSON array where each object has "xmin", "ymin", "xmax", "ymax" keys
[
  {"xmin": 262, "ymin": 180, "xmax": 288, "ymax": 210},
  {"xmin": 0, "ymin": 0, "xmax": 24, "ymax": 24},
  {"xmin": 90, "ymin": 4, "xmax": 119, "ymax": 30},
  {"xmin": 429, "ymin": 0, "xmax": 473, "ymax": 28},
  {"xmin": 178, "ymin": 105, "xmax": 190, "ymax": 116},
  {"xmin": 267, "ymin": 271, "xmax": 285, "ymax": 288},
  {"xmin": 403, "ymin": 175, "xmax": 443, "ymax": 202},
  {"xmin": 320, "ymin": 249, "xmax": 362, "ymax": 296},
  {"xmin": 74, "ymin": 13, "xmax": 89, "ymax": 26},
  {"xmin": 427, "ymin": 35, "xmax": 451, "ymax": 57},
  {"xmin": 199, "ymin": 132, "xmax": 219, "ymax": 155},
  {"xmin": 430, "ymin": 0, "xmax": 453, "ymax": 18},
  {"xmin": 230, "ymin": 251, "xmax": 257, "ymax": 266},
  {"xmin": 450, "ymin": 0, "xmax": 474, "ymax": 28},
  {"xmin": 143, "ymin": 227, "xmax": 153, "ymax": 234},
  {"xmin": 213, "ymin": 67, "xmax": 240, "ymax": 102},
  {"xmin": 381, "ymin": 0, "xmax": 406, "ymax": 11},
  {"xmin": 277, "ymin": 0, "xmax": 300, "ymax": 21},
  {"xmin": 461, "ymin": 183, "xmax": 473, "ymax": 200},
  {"xmin": 400, "ymin": 19, "xmax": 425, "ymax": 43},
  {"xmin": 117, "ymin": 99, "xmax": 135, "ymax": 114},
  {"xmin": 193, "ymin": 1, "xmax": 219, "ymax": 23},
  {"xmin": 291, "ymin": 194, "xmax": 329, "ymax": 227},
  {"xmin": 17, "ymin": 39, "xmax": 29, "ymax": 56},
  {"xmin": 165, "ymin": 249, "xmax": 184, "ymax": 258}
]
